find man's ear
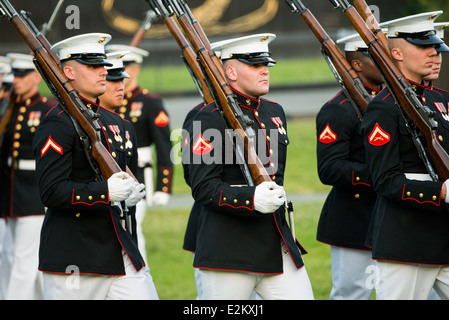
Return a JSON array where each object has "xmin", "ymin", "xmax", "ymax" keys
[
  {"xmin": 390, "ymin": 47, "xmax": 403, "ymax": 62},
  {"xmin": 351, "ymin": 59, "xmax": 363, "ymax": 72},
  {"xmin": 225, "ymin": 64, "xmax": 237, "ymax": 81},
  {"xmin": 63, "ymin": 65, "xmax": 75, "ymax": 80}
]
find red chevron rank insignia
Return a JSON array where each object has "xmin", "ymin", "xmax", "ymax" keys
[
  {"xmin": 154, "ymin": 111, "xmax": 170, "ymax": 127},
  {"xmin": 319, "ymin": 124, "xmax": 337, "ymax": 143},
  {"xmin": 192, "ymin": 133, "xmax": 213, "ymax": 155},
  {"xmin": 41, "ymin": 136, "xmax": 63, "ymax": 156},
  {"xmin": 368, "ymin": 123, "xmax": 390, "ymax": 146}
]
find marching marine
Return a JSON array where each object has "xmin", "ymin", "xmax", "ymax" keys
[
  {"xmin": 361, "ymin": 12, "xmax": 449, "ymax": 299},
  {"xmin": 32, "ymin": 33, "xmax": 157, "ymax": 299},
  {"xmin": 0, "ymin": 53, "xmax": 57, "ymax": 299},
  {"xmin": 315, "ymin": 33, "xmax": 383, "ymax": 300},
  {"xmin": 184, "ymin": 34, "xmax": 314, "ymax": 299},
  {"xmin": 106, "ymin": 44, "xmax": 173, "ymax": 263}
]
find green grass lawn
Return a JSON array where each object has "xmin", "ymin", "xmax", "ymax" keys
[{"xmin": 143, "ymin": 117, "xmax": 334, "ymax": 300}]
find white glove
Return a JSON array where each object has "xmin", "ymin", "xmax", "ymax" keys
[
  {"xmin": 125, "ymin": 182, "xmax": 146, "ymax": 207},
  {"xmin": 445, "ymin": 179, "xmax": 449, "ymax": 203},
  {"xmin": 254, "ymin": 181, "xmax": 286, "ymax": 213},
  {"xmin": 152, "ymin": 191, "xmax": 170, "ymax": 206},
  {"xmin": 107, "ymin": 172, "xmax": 135, "ymax": 203}
]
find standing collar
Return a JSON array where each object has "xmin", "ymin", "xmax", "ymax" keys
[{"xmin": 231, "ymin": 87, "xmax": 261, "ymax": 110}]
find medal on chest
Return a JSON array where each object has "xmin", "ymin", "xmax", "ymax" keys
[{"xmin": 108, "ymin": 125, "xmax": 123, "ymax": 143}]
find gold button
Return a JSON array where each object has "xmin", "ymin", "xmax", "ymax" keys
[
  {"xmin": 120, "ymin": 145, "xmax": 124, "ymax": 149},
  {"xmin": 12, "ymin": 150, "xmax": 18, "ymax": 158},
  {"xmin": 14, "ymin": 133, "xmax": 20, "ymax": 139},
  {"xmin": 233, "ymin": 199, "xmax": 238, "ymax": 203},
  {"xmin": 267, "ymin": 136, "xmax": 271, "ymax": 141},
  {"xmin": 163, "ymin": 169, "xmax": 169, "ymax": 175},
  {"xmin": 406, "ymin": 191, "xmax": 411, "ymax": 196},
  {"xmin": 246, "ymin": 200, "xmax": 250, "ymax": 205},
  {"xmin": 108, "ymin": 139, "xmax": 113, "ymax": 143},
  {"xmin": 17, "ymin": 115, "xmax": 24, "ymax": 122},
  {"xmin": 255, "ymin": 111, "xmax": 259, "ymax": 117},
  {"xmin": 439, "ymin": 135, "xmax": 443, "ymax": 142},
  {"xmin": 354, "ymin": 194, "xmax": 360, "ymax": 199},
  {"xmin": 76, "ymin": 195, "xmax": 81, "ymax": 200},
  {"xmin": 432, "ymin": 196, "xmax": 437, "ymax": 200},
  {"xmin": 88, "ymin": 196, "xmax": 93, "ymax": 200},
  {"xmin": 163, "ymin": 178, "xmax": 169, "ymax": 183},
  {"xmin": 112, "ymin": 152, "xmax": 116, "ymax": 158},
  {"xmin": 101, "ymin": 195, "xmax": 105, "ymax": 199},
  {"xmin": 13, "ymin": 141, "xmax": 20, "ymax": 148},
  {"xmin": 162, "ymin": 186, "xmax": 168, "ymax": 192},
  {"xmin": 261, "ymin": 123, "xmax": 265, "ymax": 128},
  {"xmin": 25, "ymin": 99, "xmax": 31, "ymax": 106},
  {"xmin": 356, "ymin": 177, "xmax": 360, "ymax": 181},
  {"xmin": 419, "ymin": 193, "xmax": 423, "ymax": 198},
  {"xmin": 272, "ymin": 175, "xmax": 276, "ymax": 180},
  {"xmin": 223, "ymin": 197, "xmax": 227, "ymax": 201},
  {"xmin": 121, "ymin": 100, "xmax": 128, "ymax": 106},
  {"xmin": 19, "ymin": 107, "xmax": 26, "ymax": 113},
  {"xmin": 75, "ymin": 213, "xmax": 80, "ymax": 218},
  {"xmin": 15, "ymin": 124, "xmax": 22, "ymax": 131}
]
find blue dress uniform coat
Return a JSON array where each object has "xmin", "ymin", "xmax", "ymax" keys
[
  {"xmin": 182, "ymin": 102, "xmax": 206, "ymax": 253},
  {"xmin": 185, "ymin": 88, "xmax": 306, "ymax": 274},
  {"xmin": 316, "ymin": 86, "xmax": 378, "ymax": 250},
  {"xmin": 0, "ymin": 93, "xmax": 56, "ymax": 217},
  {"xmin": 118, "ymin": 87, "xmax": 173, "ymax": 194},
  {"xmin": 361, "ymin": 81, "xmax": 449, "ymax": 265},
  {"xmin": 32, "ymin": 97, "xmax": 145, "ymax": 275}
]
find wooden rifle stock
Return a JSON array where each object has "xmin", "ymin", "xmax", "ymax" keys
[
  {"xmin": 1, "ymin": 1, "xmax": 123, "ymax": 179},
  {"xmin": 332, "ymin": 0, "xmax": 449, "ymax": 180},
  {"xmin": 285, "ymin": 0, "xmax": 370, "ymax": 112},
  {"xmin": 353, "ymin": 0, "xmax": 388, "ymax": 50}
]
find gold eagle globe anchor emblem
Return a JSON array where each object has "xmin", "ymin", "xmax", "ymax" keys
[{"xmin": 101, "ymin": 0, "xmax": 279, "ymax": 38}]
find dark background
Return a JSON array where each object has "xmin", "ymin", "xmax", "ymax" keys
[{"xmin": 0, "ymin": 0, "xmax": 448, "ymax": 87}]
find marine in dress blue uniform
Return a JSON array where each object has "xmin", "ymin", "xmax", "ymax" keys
[
  {"xmin": 184, "ymin": 34, "xmax": 314, "ymax": 300},
  {"xmin": 105, "ymin": 44, "xmax": 173, "ymax": 263},
  {"xmin": 0, "ymin": 54, "xmax": 56, "ymax": 300},
  {"xmin": 0, "ymin": 53, "xmax": 57, "ymax": 300},
  {"xmin": 32, "ymin": 33, "xmax": 157, "ymax": 299},
  {"xmin": 316, "ymin": 33, "xmax": 384, "ymax": 300},
  {"xmin": 361, "ymin": 12, "xmax": 449, "ymax": 299}
]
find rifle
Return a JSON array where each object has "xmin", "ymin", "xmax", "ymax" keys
[
  {"xmin": 284, "ymin": 0, "xmax": 372, "ymax": 114},
  {"xmin": 40, "ymin": 0, "xmax": 64, "ymax": 37},
  {"xmin": 0, "ymin": 0, "xmax": 63, "ymax": 148},
  {"xmin": 330, "ymin": 0, "xmax": 449, "ymax": 181},
  {"xmin": 146, "ymin": 0, "xmax": 214, "ymax": 104},
  {"xmin": 129, "ymin": 9, "xmax": 157, "ymax": 47},
  {"xmin": 0, "ymin": 0, "xmax": 123, "ymax": 180},
  {"xmin": 160, "ymin": 0, "xmax": 272, "ymax": 186}
]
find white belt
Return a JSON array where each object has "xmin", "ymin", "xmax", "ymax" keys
[
  {"xmin": 7, "ymin": 157, "xmax": 36, "ymax": 171},
  {"xmin": 404, "ymin": 173, "xmax": 432, "ymax": 181}
]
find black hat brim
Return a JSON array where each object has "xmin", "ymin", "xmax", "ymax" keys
[
  {"xmin": 12, "ymin": 68, "xmax": 35, "ymax": 77},
  {"xmin": 74, "ymin": 58, "xmax": 113, "ymax": 67}
]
